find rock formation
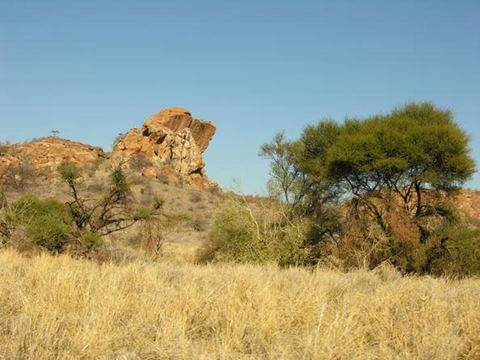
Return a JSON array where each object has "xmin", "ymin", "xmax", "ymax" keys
[
  {"xmin": 113, "ymin": 107, "xmax": 216, "ymax": 188},
  {"xmin": 0, "ymin": 137, "xmax": 105, "ymax": 187},
  {"xmin": 8, "ymin": 137, "xmax": 105, "ymax": 169},
  {"xmin": 0, "ymin": 107, "xmax": 217, "ymax": 190}
]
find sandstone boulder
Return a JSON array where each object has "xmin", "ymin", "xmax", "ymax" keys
[{"xmin": 113, "ymin": 107, "xmax": 216, "ymax": 188}]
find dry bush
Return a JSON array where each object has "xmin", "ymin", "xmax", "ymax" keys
[
  {"xmin": 2, "ymin": 160, "xmax": 37, "ymax": 190},
  {"xmin": 0, "ymin": 143, "xmax": 9, "ymax": 155},
  {"xmin": 323, "ymin": 195, "xmax": 479, "ymax": 276},
  {"xmin": 192, "ymin": 215, "xmax": 209, "ymax": 232},
  {"xmin": 141, "ymin": 217, "xmax": 165, "ymax": 260},
  {"xmin": 156, "ymin": 173, "xmax": 170, "ymax": 185},
  {"xmin": 0, "ymin": 249, "xmax": 478, "ymax": 359},
  {"xmin": 189, "ymin": 191, "xmax": 203, "ymax": 203},
  {"xmin": 129, "ymin": 153, "xmax": 152, "ymax": 171},
  {"xmin": 197, "ymin": 196, "xmax": 314, "ymax": 266}
]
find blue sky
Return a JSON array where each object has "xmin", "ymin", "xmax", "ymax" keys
[{"xmin": 1, "ymin": 0, "xmax": 479, "ymax": 194}]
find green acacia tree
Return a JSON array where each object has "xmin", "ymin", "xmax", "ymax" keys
[
  {"xmin": 299, "ymin": 102, "xmax": 475, "ymax": 242},
  {"xmin": 301, "ymin": 104, "xmax": 474, "ymax": 206}
]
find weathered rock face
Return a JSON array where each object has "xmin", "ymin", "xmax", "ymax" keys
[
  {"xmin": 455, "ymin": 189, "xmax": 480, "ymax": 221},
  {"xmin": 8, "ymin": 137, "xmax": 105, "ymax": 169},
  {"xmin": 0, "ymin": 153, "xmax": 18, "ymax": 179},
  {"xmin": 113, "ymin": 107, "xmax": 216, "ymax": 188}
]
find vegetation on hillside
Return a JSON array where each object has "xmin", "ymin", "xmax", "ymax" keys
[
  {"xmin": 202, "ymin": 102, "xmax": 479, "ymax": 276},
  {"xmin": 1, "ymin": 161, "xmax": 164, "ymax": 255},
  {"xmin": 0, "ymin": 101, "xmax": 478, "ymax": 276},
  {"xmin": 0, "ymin": 102, "xmax": 479, "ymax": 358}
]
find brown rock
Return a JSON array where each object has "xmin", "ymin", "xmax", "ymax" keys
[
  {"xmin": 144, "ymin": 107, "xmax": 216, "ymax": 152},
  {"xmin": 114, "ymin": 107, "xmax": 217, "ymax": 188},
  {"xmin": 9, "ymin": 137, "xmax": 105, "ymax": 169},
  {"xmin": 0, "ymin": 153, "xmax": 19, "ymax": 181}
]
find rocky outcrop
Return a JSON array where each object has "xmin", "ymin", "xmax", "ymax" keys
[
  {"xmin": 1, "ymin": 107, "xmax": 217, "ymax": 190},
  {"xmin": 456, "ymin": 189, "xmax": 480, "ymax": 221},
  {"xmin": 8, "ymin": 137, "xmax": 105, "ymax": 169},
  {"xmin": 113, "ymin": 107, "xmax": 216, "ymax": 188}
]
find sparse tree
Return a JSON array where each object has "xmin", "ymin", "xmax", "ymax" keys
[
  {"xmin": 58, "ymin": 161, "xmax": 160, "ymax": 238},
  {"xmin": 259, "ymin": 131, "xmax": 306, "ymax": 206},
  {"xmin": 112, "ymin": 133, "xmax": 125, "ymax": 149}
]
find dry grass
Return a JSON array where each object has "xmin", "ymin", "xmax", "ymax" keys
[{"xmin": 0, "ymin": 249, "xmax": 479, "ymax": 359}]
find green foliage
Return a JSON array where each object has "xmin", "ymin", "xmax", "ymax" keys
[
  {"xmin": 153, "ymin": 196, "xmax": 165, "ymax": 210},
  {"xmin": 8, "ymin": 195, "xmax": 72, "ymax": 252},
  {"xmin": 0, "ymin": 141, "xmax": 10, "ymax": 155},
  {"xmin": 91, "ymin": 157, "xmax": 106, "ymax": 171},
  {"xmin": 110, "ymin": 167, "xmax": 130, "ymax": 201},
  {"xmin": 8, "ymin": 195, "xmax": 70, "ymax": 225},
  {"xmin": 260, "ymin": 131, "xmax": 340, "ymax": 240},
  {"xmin": 58, "ymin": 161, "xmax": 81, "ymax": 183},
  {"xmin": 301, "ymin": 102, "xmax": 475, "ymax": 199},
  {"xmin": 259, "ymin": 131, "xmax": 306, "ymax": 205},
  {"xmin": 198, "ymin": 197, "xmax": 315, "ymax": 266},
  {"xmin": 57, "ymin": 161, "xmax": 160, "ymax": 240},
  {"xmin": 80, "ymin": 231, "xmax": 103, "ymax": 250},
  {"xmin": 133, "ymin": 207, "xmax": 152, "ymax": 221},
  {"xmin": 300, "ymin": 119, "xmax": 343, "ymax": 181},
  {"xmin": 26, "ymin": 216, "xmax": 72, "ymax": 252},
  {"xmin": 427, "ymin": 227, "xmax": 480, "ymax": 277},
  {"xmin": 253, "ymin": 102, "xmax": 477, "ymax": 275}
]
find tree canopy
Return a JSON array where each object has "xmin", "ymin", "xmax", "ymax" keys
[{"xmin": 298, "ymin": 102, "xmax": 475, "ymax": 216}]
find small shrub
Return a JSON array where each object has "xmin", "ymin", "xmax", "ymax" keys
[
  {"xmin": 92, "ymin": 157, "xmax": 106, "ymax": 171},
  {"xmin": 112, "ymin": 133, "xmax": 126, "ymax": 149},
  {"xmin": 142, "ymin": 218, "xmax": 164, "ymax": 260},
  {"xmin": 27, "ymin": 216, "xmax": 72, "ymax": 252},
  {"xmin": 192, "ymin": 216, "xmax": 209, "ymax": 232},
  {"xmin": 208, "ymin": 186, "xmax": 221, "ymax": 196},
  {"xmin": 197, "ymin": 196, "xmax": 314, "ymax": 266},
  {"xmin": 153, "ymin": 196, "xmax": 165, "ymax": 210},
  {"xmin": 189, "ymin": 192, "xmax": 203, "ymax": 203},
  {"xmin": 426, "ymin": 227, "xmax": 480, "ymax": 277},
  {"xmin": 0, "ymin": 142, "xmax": 9, "ymax": 155},
  {"xmin": 156, "ymin": 174, "xmax": 170, "ymax": 185},
  {"xmin": 111, "ymin": 167, "xmax": 130, "ymax": 195},
  {"xmin": 80, "ymin": 231, "xmax": 103, "ymax": 251},
  {"xmin": 126, "ymin": 233, "xmax": 143, "ymax": 249},
  {"xmin": 3, "ymin": 161, "xmax": 37, "ymax": 190},
  {"xmin": 129, "ymin": 153, "xmax": 152, "ymax": 171},
  {"xmin": 58, "ymin": 161, "xmax": 81, "ymax": 183},
  {"xmin": 8, "ymin": 195, "xmax": 73, "ymax": 252},
  {"xmin": 37, "ymin": 166, "xmax": 53, "ymax": 181}
]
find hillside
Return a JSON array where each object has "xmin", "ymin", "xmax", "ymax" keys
[{"xmin": 1, "ymin": 106, "xmax": 480, "ymax": 263}]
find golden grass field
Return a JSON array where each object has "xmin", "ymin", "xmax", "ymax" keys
[{"xmin": 0, "ymin": 248, "xmax": 479, "ymax": 360}]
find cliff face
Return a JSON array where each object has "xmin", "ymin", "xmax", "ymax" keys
[{"xmin": 113, "ymin": 107, "xmax": 217, "ymax": 189}]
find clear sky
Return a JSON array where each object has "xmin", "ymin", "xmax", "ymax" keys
[{"xmin": 1, "ymin": 0, "xmax": 479, "ymax": 194}]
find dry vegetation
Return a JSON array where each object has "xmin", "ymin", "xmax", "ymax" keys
[
  {"xmin": 1, "ymin": 132, "xmax": 479, "ymax": 359},
  {"xmin": 0, "ymin": 248, "xmax": 478, "ymax": 359}
]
